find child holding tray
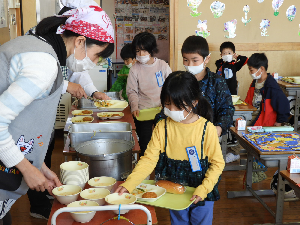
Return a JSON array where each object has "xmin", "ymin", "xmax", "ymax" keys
[{"xmin": 117, "ymin": 71, "xmax": 225, "ymax": 225}]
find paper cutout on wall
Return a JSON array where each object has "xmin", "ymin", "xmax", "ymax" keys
[
  {"xmin": 260, "ymin": 19, "xmax": 270, "ymax": 36},
  {"xmin": 210, "ymin": 1, "xmax": 225, "ymax": 18},
  {"xmin": 242, "ymin": 5, "xmax": 251, "ymax": 25},
  {"xmin": 257, "ymin": 0, "xmax": 264, "ymax": 2},
  {"xmin": 286, "ymin": 5, "xmax": 296, "ymax": 22},
  {"xmin": 224, "ymin": 19, "xmax": 237, "ymax": 38},
  {"xmin": 272, "ymin": 0, "xmax": 284, "ymax": 16},
  {"xmin": 195, "ymin": 20, "xmax": 210, "ymax": 38},
  {"xmin": 187, "ymin": 0, "xmax": 202, "ymax": 17}
]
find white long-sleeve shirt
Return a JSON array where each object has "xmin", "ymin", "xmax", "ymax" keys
[{"xmin": 0, "ymin": 52, "xmax": 57, "ymax": 168}]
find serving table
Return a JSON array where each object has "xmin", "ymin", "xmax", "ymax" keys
[
  {"xmin": 48, "ymin": 181, "xmax": 157, "ymax": 225},
  {"xmin": 228, "ymin": 127, "xmax": 300, "ymax": 224}
]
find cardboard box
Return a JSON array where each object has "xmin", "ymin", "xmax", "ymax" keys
[
  {"xmin": 287, "ymin": 154, "xmax": 300, "ymax": 173},
  {"xmin": 235, "ymin": 118, "xmax": 246, "ymax": 130}
]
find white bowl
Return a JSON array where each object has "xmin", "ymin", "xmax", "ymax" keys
[
  {"xmin": 52, "ymin": 185, "xmax": 82, "ymax": 205},
  {"xmin": 80, "ymin": 188, "xmax": 110, "ymax": 205},
  {"xmin": 88, "ymin": 176, "xmax": 116, "ymax": 191},
  {"xmin": 293, "ymin": 77, "xmax": 300, "ymax": 84},
  {"xmin": 60, "ymin": 161, "xmax": 89, "ymax": 186},
  {"xmin": 105, "ymin": 193, "xmax": 137, "ymax": 214},
  {"xmin": 231, "ymin": 95, "xmax": 240, "ymax": 103},
  {"xmin": 67, "ymin": 200, "xmax": 99, "ymax": 223}
]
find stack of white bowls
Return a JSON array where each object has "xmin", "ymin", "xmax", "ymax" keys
[{"xmin": 60, "ymin": 161, "xmax": 89, "ymax": 189}]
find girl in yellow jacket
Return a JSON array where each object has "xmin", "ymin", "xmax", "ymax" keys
[{"xmin": 116, "ymin": 71, "xmax": 225, "ymax": 225}]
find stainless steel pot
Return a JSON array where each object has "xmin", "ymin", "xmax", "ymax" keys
[{"xmin": 74, "ymin": 139, "xmax": 134, "ymax": 180}]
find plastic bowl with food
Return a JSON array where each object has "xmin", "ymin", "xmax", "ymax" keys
[
  {"xmin": 88, "ymin": 176, "xmax": 116, "ymax": 191},
  {"xmin": 105, "ymin": 193, "xmax": 137, "ymax": 214},
  {"xmin": 52, "ymin": 185, "xmax": 82, "ymax": 205},
  {"xmin": 231, "ymin": 95, "xmax": 240, "ymax": 103},
  {"xmin": 80, "ymin": 188, "xmax": 110, "ymax": 205},
  {"xmin": 67, "ymin": 200, "xmax": 99, "ymax": 223}
]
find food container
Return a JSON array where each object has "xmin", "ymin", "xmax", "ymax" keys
[
  {"xmin": 60, "ymin": 161, "xmax": 89, "ymax": 188},
  {"xmin": 88, "ymin": 176, "xmax": 117, "ymax": 191},
  {"xmin": 75, "ymin": 139, "xmax": 134, "ymax": 180},
  {"xmin": 71, "ymin": 116, "xmax": 94, "ymax": 123},
  {"xmin": 80, "ymin": 188, "xmax": 111, "ymax": 205},
  {"xmin": 105, "ymin": 193, "xmax": 137, "ymax": 214},
  {"xmin": 97, "ymin": 112, "xmax": 124, "ymax": 120},
  {"xmin": 72, "ymin": 110, "xmax": 93, "ymax": 116},
  {"xmin": 78, "ymin": 92, "xmax": 121, "ymax": 109},
  {"xmin": 132, "ymin": 183, "xmax": 166, "ymax": 202},
  {"xmin": 68, "ymin": 123, "xmax": 133, "ymax": 148},
  {"xmin": 94, "ymin": 100, "xmax": 128, "ymax": 112},
  {"xmin": 67, "ymin": 200, "xmax": 99, "ymax": 223},
  {"xmin": 52, "ymin": 185, "xmax": 82, "ymax": 205}
]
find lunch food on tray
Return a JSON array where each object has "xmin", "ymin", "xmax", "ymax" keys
[
  {"xmin": 98, "ymin": 101, "xmax": 113, "ymax": 107},
  {"xmin": 155, "ymin": 180, "xmax": 185, "ymax": 194},
  {"xmin": 142, "ymin": 192, "xmax": 158, "ymax": 198},
  {"xmin": 132, "ymin": 187, "xmax": 146, "ymax": 196},
  {"xmin": 83, "ymin": 117, "xmax": 93, "ymax": 122}
]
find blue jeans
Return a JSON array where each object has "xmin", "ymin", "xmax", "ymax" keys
[{"xmin": 169, "ymin": 201, "xmax": 214, "ymax": 225}]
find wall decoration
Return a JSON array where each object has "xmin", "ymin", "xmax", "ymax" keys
[
  {"xmin": 242, "ymin": 5, "xmax": 251, "ymax": 25},
  {"xmin": 224, "ymin": 19, "xmax": 237, "ymax": 38},
  {"xmin": 257, "ymin": 0, "xmax": 264, "ymax": 2},
  {"xmin": 187, "ymin": 0, "xmax": 202, "ymax": 17},
  {"xmin": 210, "ymin": 1, "xmax": 225, "ymax": 18},
  {"xmin": 272, "ymin": 0, "xmax": 284, "ymax": 16},
  {"xmin": 298, "ymin": 24, "xmax": 300, "ymax": 36},
  {"xmin": 260, "ymin": 19, "xmax": 270, "ymax": 36},
  {"xmin": 286, "ymin": 5, "xmax": 296, "ymax": 22},
  {"xmin": 195, "ymin": 20, "xmax": 210, "ymax": 38}
]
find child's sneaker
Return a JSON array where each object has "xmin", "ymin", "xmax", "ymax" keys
[
  {"xmin": 30, "ymin": 206, "xmax": 51, "ymax": 220},
  {"xmin": 226, "ymin": 153, "xmax": 240, "ymax": 163}
]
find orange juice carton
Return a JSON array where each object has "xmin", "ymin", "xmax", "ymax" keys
[
  {"xmin": 287, "ymin": 154, "xmax": 300, "ymax": 173},
  {"xmin": 235, "ymin": 118, "xmax": 246, "ymax": 130}
]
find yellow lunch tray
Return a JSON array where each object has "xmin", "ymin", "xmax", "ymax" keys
[
  {"xmin": 136, "ymin": 107, "xmax": 162, "ymax": 121},
  {"xmin": 136, "ymin": 180, "xmax": 196, "ymax": 210}
]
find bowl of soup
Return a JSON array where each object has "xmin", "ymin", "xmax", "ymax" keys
[
  {"xmin": 52, "ymin": 185, "xmax": 82, "ymax": 205},
  {"xmin": 88, "ymin": 176, "xmax": 116, "ymax": 191},
  {"xmin": 80, "ymin": 188, "xmax": 110, "ymax": 205},
  {"xmin": 105, "ymin": 193, "xmax": 137, "ymax": 214},
  {"xmin": 67, "ymin": 200, "xmax": 99, "ymax": 223}
]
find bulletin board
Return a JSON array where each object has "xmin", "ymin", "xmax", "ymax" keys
[{"xmin": 114, "ymin": 0, "xmax": 170, "ymax": 61}]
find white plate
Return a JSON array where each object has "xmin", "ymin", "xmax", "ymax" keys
[
  {"xmin": 71, "ymin": 116, "xmax": 94, "ymax": 123},
  {"xmin": 132, "ymin": 183, "xmax": 166, "ymax": 202},
  {"xmin": 97, "ymin": 112, "xmax": 124, "ymax": 120},
  {"xmin": 72, "ymin": 110, "xmax": 93, "ymax": 116},
  {"xmin": 94, "ymin": 100, "xmax": 128, "ymax": 111}
]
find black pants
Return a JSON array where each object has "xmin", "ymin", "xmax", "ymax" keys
[
  {"xmin": 134, "ymin": 118, "xmax": 154, "ymax": 157},
  {"xmin": 27, "ymin": 131, "xmax": 55, "ymax": 210},
  {"xmin": 0, "ymin": 211, "xmax": 11, "ymax": 225}
]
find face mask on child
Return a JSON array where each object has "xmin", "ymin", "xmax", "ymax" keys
[
  {"xmin": 126, "ymin": 63, "xmax": 133, "ymax": 68},
  {"xmin": 222, "ymin": 55, "xmax": 233, "ymax": 62},
  {"xmin": 164, "ymin": 107, "xmax": 192, "ymax": 122},
  {"xmin": 250, "ymin": 68, "xmax": 262, "ymax": 80},
  {"xmin": 136, "ymin": 54, "xmax": 150, "ymax": 64},
  {"xmin": 66, "ymin": 42, "xmax": 96, "ymax": 72},
  {"xmin": 184, "ymin": 54, "xmax": 209, "ymax": 75}
]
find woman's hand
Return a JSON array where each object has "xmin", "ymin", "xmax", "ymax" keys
[
  {"xmin": 41, "ymin": 163, "xmax": 62, "ymax": 195},
  {"xmin": 132, "ymin": 110, "xmax": 140, "ymax": 118},
  {"xmin": 93, "ymin": 92, "xmax": 111, "ymax": 100},
  {"xmin": 114, "ymin": 186, "xmax": 129, "ymax": 195},
  {"xmin": 16, "ymin": 159, "xmax": 48, "ymax": 192},
  {"xmin": 67, "ymin": 82, "xmax": 87, "ymax": 99},
  {"xmin": 216, "ymin": 126, "xmax": 222, "ymax": 137},
  {"xmin": 190, "ymin": 195, "xmax": 203, "ymax": 204}
]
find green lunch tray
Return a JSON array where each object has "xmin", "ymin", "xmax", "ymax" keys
[{"xmin": 136, "ymin": 180, "xmax": 196, "ymax": 210}]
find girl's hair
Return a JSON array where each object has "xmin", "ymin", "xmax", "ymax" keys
[
  {"xmin": 35, "ymin": 13, "xmax": 114, "ymax": 58},
  {"xmin": 161, "ymin": 71, "xmax": 213, "ymax": 122},
  {"xmin": 181, "ymin": 36, "xmax": 209, "ymax": 58},
  {"xmin": 132, "ymin": 32, "xmax": 158, "ymax": 57}
]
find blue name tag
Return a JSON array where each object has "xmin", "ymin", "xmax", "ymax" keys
[
  {"xmin": 155, "ymin": 71, "xmax": 164, "ymax": 87},
  {"xmin": 186, "ymin": 146, "xmax": 202, "ymax": 172}
]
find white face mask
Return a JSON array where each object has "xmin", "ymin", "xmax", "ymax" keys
[
  {"xmin": 136, "ymin": 54, "xmax": 150, "ymax": 64},
  {"xmin": 250, "ymin": 68, "xmax": 262, "ymax": 80},
  {"xmin": 222, "ymin": 55, "xmax": 233, "ymax": 62},
  {"xmin": 66, "ymin": 42, "xmax": 96, "ymax": 72},
  {"xmin": 126, "ymin": 63, "xmax": 133, "ymax": 68},
  {"xmin": 164, "ymin": 107, "xmax": 191, "ymax": 122},
  {"xmin": 184, "ymin": 55, "xmax": 209, "ymax": 75}
]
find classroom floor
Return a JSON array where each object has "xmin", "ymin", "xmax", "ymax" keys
[{"xmin": 10, "ymin": 129, "xmax": 300, "ymax": 225}]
